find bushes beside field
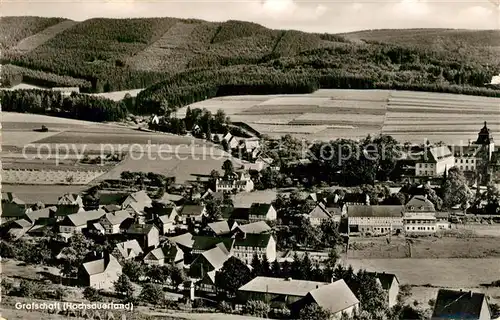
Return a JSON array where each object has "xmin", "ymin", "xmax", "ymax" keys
[
  {"xmin": 0, "ymin": 89, "xmax": 127, "ymax": 122},
  {"xmin": 1, "ymin": 64, "xmax": 92, "ymax": 89}
]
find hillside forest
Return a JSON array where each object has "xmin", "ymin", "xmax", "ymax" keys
[{"xmin": 1, "ymin": 17, "xmax": 500, "ymax": 118}]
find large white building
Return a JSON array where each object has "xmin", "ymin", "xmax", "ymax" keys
[
  {"xmin": 403, "ymin": 196, "xmax": 437, "ymax": 235},
  {"xmin": 415, "ymin": 146, "xmax": 455, "ymax": 177}
]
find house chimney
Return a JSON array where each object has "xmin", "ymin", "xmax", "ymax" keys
[{"xmin": 469, "ymin": 291, "xmax": 473, "ymax": 298}]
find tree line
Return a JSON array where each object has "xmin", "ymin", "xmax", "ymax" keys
[{"xmin": 0, "ymin": 89, "xmax": 127, "ymax": 122}]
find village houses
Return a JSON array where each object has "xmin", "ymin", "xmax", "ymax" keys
[
  {"xmin": 97, "ymin": 210, "xmax": 132, "ymax": 234},
  {"xmin": 144, "ymin": 244, "xmax": 184, "ymax": 268},
  {"xmin": 58, "ymin": 209, "xmax": 106, "ymax": 234}
]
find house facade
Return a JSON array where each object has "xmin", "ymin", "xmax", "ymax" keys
[
  {"xmin": 215, "ymin": 171, "xmax": 254, "ymax": 193},
  {"xmin": 403, "ymin": 196, "xmax": 437, "ymax": 235},
  {"xmin": 233, "ymin": 234, "xmax": 276, "ymax": 264},
  {"xmin": 58, "ymin": 209, "xmax": 105, "ymax": 234},
  {"xmin": 248, "ymin": 203, "xmax": 277, "ymax": 222},
  {"xmin": 368, "ymin": 272, "xmax": 400, "ymax": 308},
  {"xmin": 126, "ymin": 224, "xmax": 160, "ymax": 250},
  {"xmin": 98, "ymin": 210, "xmax": 131, "ymax": 234}
]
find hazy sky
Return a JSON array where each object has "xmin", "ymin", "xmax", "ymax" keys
[{"xmin": 1, "ymin": 0, "xmax": 499, "ymax": 33}]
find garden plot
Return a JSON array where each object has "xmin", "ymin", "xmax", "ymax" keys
[{"xmin": 1, "ymin": 169, "xmax": 105, "ymax": 185}]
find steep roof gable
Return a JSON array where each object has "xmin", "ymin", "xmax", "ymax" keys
[
  {"xmin": 308, "ymin": 279, "xmax": 359, "ymax": 313},
  {"xmin": 432, "ymin": 289, "xmax": 488, "ymax": 319}
]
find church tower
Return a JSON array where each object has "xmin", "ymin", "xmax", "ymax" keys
[{"xmin": 475, "ymin": 121, "xmax": 494, "ymax": 161}]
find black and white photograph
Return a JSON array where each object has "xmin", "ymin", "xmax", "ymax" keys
[{"xmin": 1, "ymin": 0, "xmax": 500, "ymax": 319}]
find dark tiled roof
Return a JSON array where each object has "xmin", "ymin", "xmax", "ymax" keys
[
  {"xmin": 249, "ymin": 203, "xmax": 273, "ymax": 217},
  {"xmin": 181, "ymin": 205, "xmax": 205, "ymax": 217},
  {"xmin": 1, "ymin": 203, "xmax": 26, "ymax": 218},
  {"xmin": 55, "ymin": 205, "xmax": 81, "ymax": 217},
  {"xmin": 192, "ymin": 236, "xmax": 234, "ymax": 252},
  {"xmin": 126, "ymin": 224, "xmax": 157, "ymax": 235},
  {"xmin": 432, "ymin": 289, "xmax": 488, "ymax": 319},
  {"xmin": 223, "ymin": 207, "xmax": 250, "ymax": 220},
  {"xmin": 347, "ymin": 205, "xmax": 404, "ymax": 218},
  {"xmin": 405, "ymin": 196, "xmax": 435, "ymax": 212},
  {"xmin": 234, "ymin": 233, "xmax": 272, "ymax": 248}
]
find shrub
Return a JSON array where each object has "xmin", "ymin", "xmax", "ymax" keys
[
  {"xmin": 218, "ymin": 301, "xmax": 233, "ymax": 313},
  {"xmin": 1, "ymin": 278, "xmax": 14, "ymax": 295},
  {"xmin": 139, "ymin": 284, "xmax": 164, "ymax": 305},
  {"xmin": 18, "ymin": 280, "xmax": 40, "ymax": 298},
  {"xmin": 244, "ymin": 300, "xmax": 270, "ymax": 317},
  {"xmin": 83, "ymin": 286, "xmax": 101, "ymax": 301}
]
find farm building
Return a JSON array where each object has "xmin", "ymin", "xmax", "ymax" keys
[
  {"xmin": 192, "ymin": 236, "xmax": 234, "ymax": 255},
  {"xmin": 189, "ymin": 246, "xmax": 231, "ymax": 292},
  {"xmin": 236, "ymin": 277, "xmax": 329, "ymax": 312},
  {"xmin": 347, "ymin": 205, "xmax": 404, "ymax": 235},
  {"xmin": 179, "ymin": 205, "xmax": 206, "ymax": 224},
  {"xmin": 1, "ymin": 192, "xmax": 25, "ymax": 205}
]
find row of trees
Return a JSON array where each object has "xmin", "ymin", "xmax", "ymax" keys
[
  {"xmin": 1, "ymin": 64, "xmax": 92, "ymax": 89},
  {"xmin": 0, "ymin": 89, "xmax": 128, "ymax": 122}
]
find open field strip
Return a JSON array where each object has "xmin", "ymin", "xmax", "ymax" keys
[
  {"xmin": 389, "ymin": 90, "xmax": 500, "ymax": 103},
  {"xmin": 346, "ymin": 258, "xmax": 500, "ymax": 287},
  {"xmin": 90, "ymin": 88, "xmax": 145, "ymax": 101},
  {"xmin": 250, "ymin": 124, "xmax": 329, "ymax": 134},
  {"xmin": 127, "ymin": 22, "xmax": 198, "ymax": 72},
  {"xmin": 1, "ymin": 184, "xmax": 87, "ymax": 204},
  {"xmin": 2, "ymin": 131, "xmax": 63, "ymax": 146},
  {"xmin": 291, "ymin": 113, "xmax": 385, "ymax": 125},
  {"xmin": 230, "ymin": 114, "xmax": 301, "ymax": 124},
  {"xmin": 311, "ymin": 89, "xmax": 391, "ymax": 100},
  {"xmin": 98, "ymin": 152, "xmax": 246, "ymax": 184},
  {"xmin": 12, "ymin": 20, "xmax": 79, "ymax": 52}
]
